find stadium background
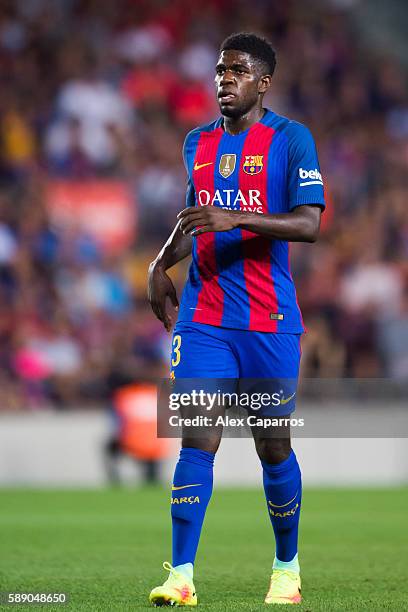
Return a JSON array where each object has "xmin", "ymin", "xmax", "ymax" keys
[{"xmin": 0, "ymin": 0, "xmax": 407, "ymax": 609}]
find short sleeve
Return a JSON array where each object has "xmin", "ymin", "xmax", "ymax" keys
[
  {"xmin": 287, "ymin": 122, "xmax": 325, "ymax": 211},
  {"xmin": 183, "ymin": 128, "xmax": 201, "ymax": 208},
  {"xmin": 185, "ymin": 178, "xmax": 196, "ymax": 208},
  {"xmin": 182, "ymin": 128, "xmax": 201, "ymax": 177},
  {"xmin": 182, "ymin": 134, "xmax": 190, "ymax": 172},
  {"xmin": 183, "ymin": 132, "xmax": 197, "ymax": 208}
]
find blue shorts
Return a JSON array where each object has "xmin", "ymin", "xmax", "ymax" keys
[
  {"xmin": 171, "ymin": 322, "xmax": 301, "ymax": 378},
  {"xmin": 170, "ymin": 322, "xmax": 301, "ymax": 415}
]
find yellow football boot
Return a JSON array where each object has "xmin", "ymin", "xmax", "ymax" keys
[
  {"xmin": 149, "ymin": 562, "xmax": 197, "ymax": 607},
  {"xmin": 265, "ymin": 569, "xmax": 301, "ymax": 605}
]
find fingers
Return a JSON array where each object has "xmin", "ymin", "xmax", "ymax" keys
[
  {"xmin": 177, "ymin": 207, "xmax": 202, "ymax": 219},
  {"xmin": 150, "ymin": 298, "xmax": 166, "ymax": 325},
  {"xmin": 178, "ymin": 208, "xmax": 203, "ymax": 232},
  {"xmin": 163, "ymin": 314, "xmax": 172, "ymax": 332},
  {"xmin": 191, "ymin": 226, "xmax": 211, "ymax": 236},
  {"xmin": 148, "ymin": 286, "xmax": 168, "ymax": 328},
  {"xmin": 179, "ymin": 210, "xmax": 207, "ymax": 234},
  {"xmin": 168, "ymin": 285, "xmax": 179, "ymax": 310},
  {"xmin": 181, "ymin": 218, "xmax": 205, "ymax": 235},
  {"xmin": 152, "ymin": 300, "xmax": 171, "ymax": 331},
  {"xmin": 149, "ymin": 292, "xmax": 179, "ymax": 331}
]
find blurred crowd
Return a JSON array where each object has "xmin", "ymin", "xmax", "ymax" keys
[{"xmin": 0, "ymin": 0, "xmax": 407, "ymax": 409}]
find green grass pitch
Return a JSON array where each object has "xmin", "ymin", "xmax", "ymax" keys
[{"xmin": 0, "ymin": 487, "xmax": 407, "ymax": 611}]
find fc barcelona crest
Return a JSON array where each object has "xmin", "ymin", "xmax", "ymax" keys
[
  {"xmin": 243, "ymin": 155, "xmax": 264, "ymax": 175},
  {"xmin": 219, "ymin": 153, "xmax": 236, "ymax": 178}
]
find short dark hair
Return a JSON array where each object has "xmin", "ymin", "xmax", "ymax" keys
[{"xmin": 220, "ymin": 32, "xmax": 277, "ymax": 76}]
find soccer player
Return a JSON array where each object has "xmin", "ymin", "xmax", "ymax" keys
[{"xmin": 147, "ymin": 33, "xmax": 325, "ymax": 606}]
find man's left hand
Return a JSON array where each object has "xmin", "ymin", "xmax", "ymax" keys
[{"xmin": 177, "ymin": 206, "xmax": 240, "ymax": 236}]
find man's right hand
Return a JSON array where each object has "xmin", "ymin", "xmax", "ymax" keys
[{"xmin": 147, "ymin": 262, "xmax": 179, "ymax": 332}]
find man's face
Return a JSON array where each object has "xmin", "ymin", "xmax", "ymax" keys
[{"xmin": 215, "ymin": 50, "xmax": 268, "ymax": 118}]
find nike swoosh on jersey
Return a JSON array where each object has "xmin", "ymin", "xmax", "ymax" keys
[
  {"xmin": 280, "ymin": 391, "xmax": 297, "ymax": 405},
  {"xmin": 171, "ymin": 483, "xmax": 203, "ymax": 491},
  {"xmin": 194, "ymin": 162, "xmax": 213, "ymax": 171}
]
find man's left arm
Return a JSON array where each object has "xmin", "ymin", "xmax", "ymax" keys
[
  {"xmin": 178, "ymin": 204, "xmax": 321, "ymax": 242},
  {"xmin": 232, "ymin": 205, "xmax": 321, "ymax": 242}
]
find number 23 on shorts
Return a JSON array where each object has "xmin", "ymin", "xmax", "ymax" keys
[{"xmin": 171, "ymin": 334, "xmax": 181, "ymax": 368}]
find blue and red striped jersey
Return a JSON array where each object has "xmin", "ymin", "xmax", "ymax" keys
[{"xmin": 177, "ymin": 109, "xmax": 325, "ymax": 333}]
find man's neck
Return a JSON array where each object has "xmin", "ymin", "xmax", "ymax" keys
[{"xmin": 223, "ymin": 105, "xmax": 266, "ymax": 135}]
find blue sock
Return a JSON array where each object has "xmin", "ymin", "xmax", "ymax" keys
[
  {"xmin": 171, "ymin": 447, "xmax": 214, "ymax": 570},
  {"xmin": 262, "ymin": 450, "xmax": 302, "ymax": 564}
]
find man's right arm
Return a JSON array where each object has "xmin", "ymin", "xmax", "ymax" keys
[
  {"xmin": 147, "ymin": 219, "xmax": 192, "ymax": 331},
  {"xmin": 148, "ymin": 133, "xmax": 196, "ymax": 330}
]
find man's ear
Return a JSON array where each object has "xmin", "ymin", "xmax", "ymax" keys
[{"xmin": 258, "ymin": 74, "xmax": 272, "ymax": 95}]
